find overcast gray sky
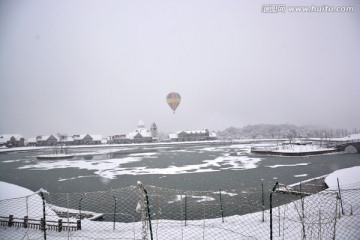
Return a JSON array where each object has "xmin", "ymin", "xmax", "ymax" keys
[{"xmin": 1, "ymin": 0, "xmax": 359, "ymax": 138}]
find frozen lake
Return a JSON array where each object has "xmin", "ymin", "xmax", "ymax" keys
[{"xmin": 1, "ymin": 143, "xmax": 359, "ymax": 221}]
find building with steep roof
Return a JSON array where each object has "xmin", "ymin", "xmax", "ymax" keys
[
  {"xmin": 127, "ymin": 120, "xmax": 153, "ymax": 143},
  {"xmin": 36, "ymin": 135, "xmax": 58, "ymax": 146},
  {"xmin": 72, "ymin": 134, "xmax": 102, "ymax": 145}
]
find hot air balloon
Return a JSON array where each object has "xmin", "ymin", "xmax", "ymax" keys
[{"xmin": 166, "ymin": 92, "xmax": 181, "ymax": 113}]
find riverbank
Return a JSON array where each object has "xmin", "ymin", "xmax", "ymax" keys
[
  {"xmin": 0, "ymin": 140, "xmax": 234, "ymax": 153},
  {"xmin": 251, "ymin": 144, "xmax": 337, "ymax": 156}
]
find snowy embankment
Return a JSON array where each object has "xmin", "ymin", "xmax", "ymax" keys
[
  {"xmin": 0, "ymin": 146, "xmax": 48, "ymax": 153},
  {"xmin": 325, "ymin": 166, "xmax": 360, "ymax": 190},
  {"xmin": 272, "ymin": 144, "xmax": 335, "ymax": 153},
  {"xmin": 1, "ymin": 166, "xmax": 360, "ymax": 239},
  {"xmin": 251, "ymin": 144, "xmax": 337, "ymax": 156},
  {"xmin": 330, "ymin": 133, "xmax": 360, "ymax": 142}
]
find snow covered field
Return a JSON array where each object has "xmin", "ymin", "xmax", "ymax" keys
[{"xmin": 1, "ymin": 166, "xmax": 359, "ymax": 239}]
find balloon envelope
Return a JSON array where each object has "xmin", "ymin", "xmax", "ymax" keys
[{"xmin": 166, "ymin": 92, "xmax": 181, "ymax": 113}]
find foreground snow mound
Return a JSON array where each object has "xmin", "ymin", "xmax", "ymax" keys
[
  {"xmin": 325, "ymin": 166, "xmax": 360, "ymax": 190},
  {"xmin": 0, "ymin": 181, "xmax": 55, "ymax": 219},
  {"xmin": 0, "ymin": 182, "xmax": 35, "ymax": 200}
]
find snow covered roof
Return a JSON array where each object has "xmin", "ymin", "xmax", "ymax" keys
[
  {"xmin": 27, "ymin": 137, "xmax": 37, "ymax": 143},
  {"xmin": 210, "ymin": 132, "xmax": 217, "ymax": 137},
  {"xmin": 73, "ymin": 134, "xmax": 102, "ymax": 141},
  {"xmin": 91, "ymin": 135, "xmax": 102, "ymax": 141},
  {"xmin": 73, "ymin": 134, "xmax": 88, "ymax": 140},
  {"xmin": 177, "ymin": 129, "xmax": 209, "ymax": 134},
  {"xmin": 127, "ymin": 129, "xmax": 152, "ymax": 139},
  {"xmin": 168, "ymin": 133, "xmax": 178, "ymax": 139},
  {"xmin": 62, "ymin": 136, "xmax": 74, "ymax": 142},
  {"xmin": 36, "ymin": 135, "xmax": 56, "ymax": 141}
]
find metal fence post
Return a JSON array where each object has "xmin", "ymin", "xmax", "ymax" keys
[
  {"xmin": 184, "ymin": 194, "xmax": 188, "ymax": 226},
  {"xmin": 78, "ymin": 196, "xmax": 83, "ymax": 229},
  {"xmin": 40, "ymin": 191, "xmax": 47, "ymax": 240},
  {"xmin": 113, "ymin": 196, "xmax": 117, "ymax": 230},
  {"xmin": 219, "ymin": 189, "xmax": 224, "ymax": 223},
  {"xmin": 270, "ymin": 182, "xmax": 278, "ymax": 240},
  {"xmin": 300, "ymin": 182, "xmax": 305, "ymax": 219},
  {"xmin": 337, "ymin": 178, "xmax": 344, "ymax": 215},
  {"xmin": 143, "ymin": 188, "xmax": 153, "ymax": 240},
  {"xmin": 262, "ymin": 180, "xmax": 265, "ymax": 222}
]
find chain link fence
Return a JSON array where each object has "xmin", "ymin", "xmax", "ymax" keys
[{"xmin": 0, "ymin": 180, "xmax": 359, "ymax": 239}]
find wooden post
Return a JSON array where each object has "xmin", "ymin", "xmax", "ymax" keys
[
  {"xmin": 8, "ymin": 215, "xmax": 13, "ymax": 227},
  {"xmin": 77, "ymin": 219, "xmax": 81, "ymax": 230},
  {"xmin": 24, "ymin": 216, "xmax": 28, "ymax": 228},
  {"xmin": 40, "ymin": 218, "xmax": 45, "ymax": 231},
  {"xmin": 58, "ymin": 219, "xmax": 62, "ymax": 232}
]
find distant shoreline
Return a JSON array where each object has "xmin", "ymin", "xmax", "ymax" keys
[
  {"xmin": 251, "ymin": 148, "xmax": 337, "ymax": 156},
  {"xmin": 0, "ymin": 140, "xmax": 234, "ymax": 153}
]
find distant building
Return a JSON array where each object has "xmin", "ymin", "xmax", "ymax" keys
[
  {"xmin": 209, "ymin": 131, "xmax": 217, "ymax": 140},
  {"xmin": 36, "ymin": 135, "xmax": 58, "ymax": 146},
  {"xmin": 27, "ymin": 137, "xmax": 37, "ymax": 146},
  {"xmin": 0, "ymin": 134, "xmax": 25, "ymax": 147},
  {"xmin": 127, "ymin": 120, "xmax": 153, "ymax": 143},
  {"xmin": 110, "ymin": 134, "xmax": 130, "ymax": 144},
  {"xmin": 168, "ymin": 133, "xmax": 178, "ymax": 142},
  {"xmin": 61, "ymin": 136, "xmax": 75, "ymax": 145},
  {"xmin": 73, "ymin": 134, "xmax": 102, "ymax": 145},
  {"xmin": 168, "ymin": 129, "xmax": 217, "ymax": 142}
]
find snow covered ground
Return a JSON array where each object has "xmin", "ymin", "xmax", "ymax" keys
[
  {"xmin": 331, "ymin": 133, "xmax": 360, "ymax": 141},
  {"xmin": 325, "ymin": 166, "xmax": 360, "ymax": 190},
  {"xmin": 273, "ymin": 144, "xmax": 335, "ymax": 153},
  {"xmin": 251, "ymin": 144, "xmax": 337, "ymax": 155},
  {"xmin": 1, "ymin": 165, "xmax": 360, "ymax": 239}
]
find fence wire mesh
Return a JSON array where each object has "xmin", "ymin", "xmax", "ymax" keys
[{"xmin": 0, "ymin": 181, "xmax": 359, "ymax": 239}]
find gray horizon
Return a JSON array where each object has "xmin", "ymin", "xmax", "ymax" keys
[{"xmin": 1, "ymin": 0, "xmax": 359, "ymax": 138}]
